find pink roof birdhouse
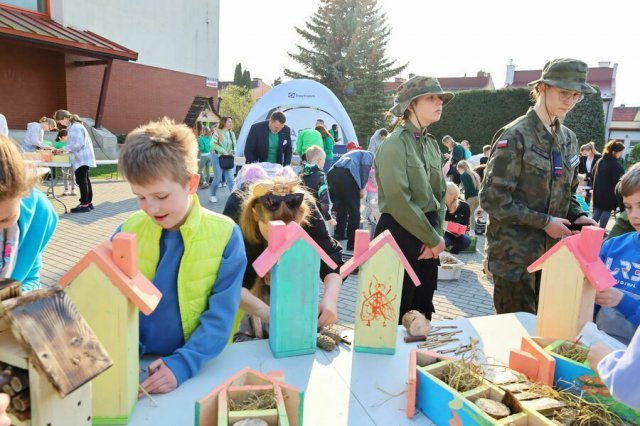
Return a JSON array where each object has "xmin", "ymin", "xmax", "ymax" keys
[
  {"xmin": 340, "ymin": 230, "xmax": 420, "ymax": 285},
  {"xmin": 527, "ymin": 226, "xmax": 615, "ymax": 292},
  {"xmin": 253, "ymin": 221, "xmax": 338, "ymax": 277},
  {"xmin": 59, "ymin": 232, "xmax": 162, "ymax": 315}
]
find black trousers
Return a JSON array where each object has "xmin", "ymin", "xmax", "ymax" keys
[
  {"xmin": 375, "ymin": 212, "xmax": 440, "ymax": 322},
  {"xmin": 74, "ymin": 165, "xmax": 93, "ymax": 205},
  {"xmin": 327, "ymin": 167, "xmax": 360, "ymax": 245}
]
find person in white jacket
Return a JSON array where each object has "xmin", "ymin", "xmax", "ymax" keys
[
  {"xmin": 21, "ymin": 116, "xmax": 57, "ymax": 152},
  {"xmin": 53, "ymin": 110, "xmax": 96, "ymax": 213}
]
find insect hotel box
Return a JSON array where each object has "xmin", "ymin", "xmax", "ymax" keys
[
  {"xmin": 195, "ymin": 367, "xmax": 303, "ymax": 426},
  {"xmin": 542, "ymin": 338, "xmax": 640, "ymax": 424},
  {"xmin": 438, "ymin": 253, "xmax": 464, "ymax": 281},
  {"xmin": 0, "ymin": 282, "xmax": 112, "ymax": 426},
  {"xmin": 408, "ymin": 348, "xmax": 627, "ymax": 425}
]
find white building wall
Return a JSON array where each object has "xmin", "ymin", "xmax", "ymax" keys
[
  {"xmin": 608, "ymin": 129, "xmax": 640, "ymax": 156},
  {"xmin": 50, "ymin": 0, "xmax": 219, "ymax": 79}
]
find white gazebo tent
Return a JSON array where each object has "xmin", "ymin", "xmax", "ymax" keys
[{"xmin": 235, "ymin": 79, "xmax": 357, "ymax": 157}]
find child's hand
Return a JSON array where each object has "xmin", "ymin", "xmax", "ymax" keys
[
  {"xmin": 359, "ymin": 189, "xmax": 366, "ymax": 199},
  {"xmin": 588, "ymin": 343, "xmax": 614, "ymax": 373},
  {"xmin": 318, "ymin": 296, "xmax": 338, "ymax": 327},
  {"xmin": 139, "ymin": 359, "xmax": 177, "ymax": 395},
  {"xmin": 595, "ymin": 287, "xmax": 624, "ymax": 308},
  {"xmin": 0, "ymin": 393, "xmax": 10, "ymax": 426},
  {"xmin": 329, "ymin": 218, "xmax": 337, "ymax": 227}
]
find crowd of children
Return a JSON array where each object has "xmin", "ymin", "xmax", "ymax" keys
[{"xmin": 1, "ymin": 63, "xmax": 640, "ymax": 415}]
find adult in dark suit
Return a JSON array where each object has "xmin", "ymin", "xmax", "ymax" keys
[{"xmin": 244, "ymin": 111, "xmax": 292, "ymax": 166}]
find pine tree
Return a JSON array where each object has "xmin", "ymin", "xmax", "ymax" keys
[
  {"xmin": 285, "ymin": 0, "xmax": 405, "ymax": 142},
  {"xmin": 242, "ymin": 70, "xmax": 252, "ymax": 89},
  {"xmin": 233, "ymin": 63, "xmax": 243, "ymax": 86}
]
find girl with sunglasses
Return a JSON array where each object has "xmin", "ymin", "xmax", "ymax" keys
[{"xmin": 234, "ymin": 175, "xmax": 344, "ymax": 340}]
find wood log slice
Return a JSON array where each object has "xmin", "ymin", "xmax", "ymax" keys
[
  {"xmin": 402, "ymin": 310, "xmax": 431, "ymax": 336},
  {"xmin": 475, "ymin": 398, "xmax": 510, "ymax": 419}
]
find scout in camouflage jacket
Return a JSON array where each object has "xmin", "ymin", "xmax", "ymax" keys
[{"xmin": 479, "ymin": 108, "xmax": 586, "ymax": 280}]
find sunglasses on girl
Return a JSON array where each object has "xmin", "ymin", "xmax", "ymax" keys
[{"xmin": 257, "ymin": 193, "xmax": 305, "ymax": 211}]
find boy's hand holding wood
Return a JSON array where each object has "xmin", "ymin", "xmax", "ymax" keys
[{"xmin": 140, "ymin": 359, "xmax": 177, "ymax": 395}]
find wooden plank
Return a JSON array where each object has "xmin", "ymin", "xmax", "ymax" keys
[
  {"xmin": 65, "ymin": 264, "xmax": 137, "ymax": 422},
  {"xmin": 354, "ymin": 246, "xmax": 404, "ymax": 354},
  {"xmin": 2, "ymin": 286, "xmax": 112, "ymax": 397},
  {"xmin": 536, "ymin": 247, "xmax": 590, "ymax": 340},
  {"xmin": 0, "ymin": 331, "xmax": 28, "ymax": 369},
  {"xmin": 269, "ymin": 240, "xmax": 319, "ymax": 358},
  {"xmin": 228, "ymin": 409, "xmax": 278, "ymax": 426},
  {"xmin": 28, "ymin": 362, "xmax": 93, "ymax": 426}
]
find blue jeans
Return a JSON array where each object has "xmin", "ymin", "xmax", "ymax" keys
[
  {"xmin": 444, "ymin": 233, "xmax": 471, "ymax": 254},
  {"xmin": 592, "ymin": 208, "xmax": 611, "ymax": 229},
  {"xmin": 210, "ymin": 154, "xmax": 235, "ymax": 196}
]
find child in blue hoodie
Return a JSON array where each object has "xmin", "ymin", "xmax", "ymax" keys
[
  {"xmin": 116, "ymin": 118, "xmax": 246, "ymax": 394},
  {"xmin": 594, "ymin": 165, "xmax": 640, "ymax": 345},
  {"xmin": 0, "ymin": 135, "xmax": 58, "ymax": 292}
]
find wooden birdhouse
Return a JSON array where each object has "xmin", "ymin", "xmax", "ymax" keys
[
  {"xmin": 253, "ymin": 221, "xmax": 337, "ymax": 359},
  {"xmin": 527, "ymin": 226, "xmax": 616, "ymax": 341},
  {"xmin": 195, "ymin": 367, "xmax": 303, "ymax": 426},
  {"xmin": 0, "ymin": 283, "xmax": 112, "ymax": 426},
  {"xmin": 59, "ymin": 233, "xmax": 162, "ymax": 425},
  {"xmin": 340, "ymin": 230, "xmax": 420, "ymax": 355}
]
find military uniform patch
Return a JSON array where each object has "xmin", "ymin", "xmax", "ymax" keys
[
  {"xmin": 531, "ymin": 144, "xmax": 550, "ymax": 159},
  {"xmin": 569, "ymin": 154, "xmax": 580, "ymax": 168},
  {"xmin": 496, "ymin": 140, "xmax": 508, "ymax": 148}
]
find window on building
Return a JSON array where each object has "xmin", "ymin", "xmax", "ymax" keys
[{"xmin": 2, "ymin": 0, "xmax": 48, "ymax": 13}]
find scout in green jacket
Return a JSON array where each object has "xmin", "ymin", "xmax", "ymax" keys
[
  {"xmin": 375, "ymin": 76, "xmax": 453, "ymax": 321},
  {"xmin": 479, "ymin": 58, "xmax": 598, "ymax": 314}
]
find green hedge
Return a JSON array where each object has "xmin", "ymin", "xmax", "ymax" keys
[{"xmin": 427, "ymin": 87, "xmax": 605, "ymax": 154}]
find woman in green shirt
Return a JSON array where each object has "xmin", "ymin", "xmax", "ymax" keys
[
  {"xmin": 374, "ymin": 76, "xmax": 453, "ymax": 322},
  {"xmin": 316, "ymin": 125, "xmax": 334, "ymax": 172}
]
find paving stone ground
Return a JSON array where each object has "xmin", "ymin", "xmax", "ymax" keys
[{"xmin": 39, "ymin": 177, "xmax": 496, "ymax": 329}]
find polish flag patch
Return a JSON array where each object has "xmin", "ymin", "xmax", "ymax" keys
[{"xmin": 496, "ymin": 140, "xmax": 508, "ymax": 148}]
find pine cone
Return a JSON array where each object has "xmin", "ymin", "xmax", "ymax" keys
[{"xmin": 316, "ymin": 334, "xmax": 337, "ymax": 352}]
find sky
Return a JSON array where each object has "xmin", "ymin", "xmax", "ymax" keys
[{"xmin": 219, "ymin": 0, "xmax": 639, "ymax": 107}]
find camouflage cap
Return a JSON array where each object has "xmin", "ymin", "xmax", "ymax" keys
[
  {"xmin": 528, "ymin": 58, "xmax": 596, "ymax": 94},
  {"xmin": 389, "ymin": 76, "xmax": 454, "ymax": 117}
]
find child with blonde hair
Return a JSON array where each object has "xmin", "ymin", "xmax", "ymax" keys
[
  {"xmin": 22, "ymin": 116, "xmax": 57, "ymax": 152},
  {"xmin": 116, "ymin": 117, "xmax": 247, "ymax": 394},
  {"xmin": 231, "ymin": 174, "xmax": 344, "ymax": 341},
  {"xmin": 0, "ymin": 135, "xmax": 58, "ymax": 292}
]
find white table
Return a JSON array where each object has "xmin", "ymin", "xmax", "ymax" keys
[
  {"xmin": 27, "ymin": 160, "xmax": 120, "ymax": 212},
  {"xmin": 121, "ymin": 313, "xmax": 535, "ymax": 426}
]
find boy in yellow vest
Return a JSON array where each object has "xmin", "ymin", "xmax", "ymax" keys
[{"xmin": 116, "ymin": 118, "xmax": 247, "ymax": 394}]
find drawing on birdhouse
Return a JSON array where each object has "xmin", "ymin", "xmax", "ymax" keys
[
  {"xmin": 253, "ymin": 221, "xmax": 337, "ymax": 359},
  {"xmin": 341, "ymin": 230, "xmax": 420, "ymax": 355},
  {"xmin": 360, "ymin": 276, "xmax": 397, "ymax": 327},
  {"xmin": 0, "ymin": 283, "xmax": 112, "ymax": 426},
  {"xmin": 195, "ymin": 367, "xmax": 303, "ymax": 426},
  {"xmin": 527, "ymin": 226, "xmax": 616, "ymax": 341},
  {"xmin": 59, "ymin": 233, "xmax": 162, "ymax": 424}
]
